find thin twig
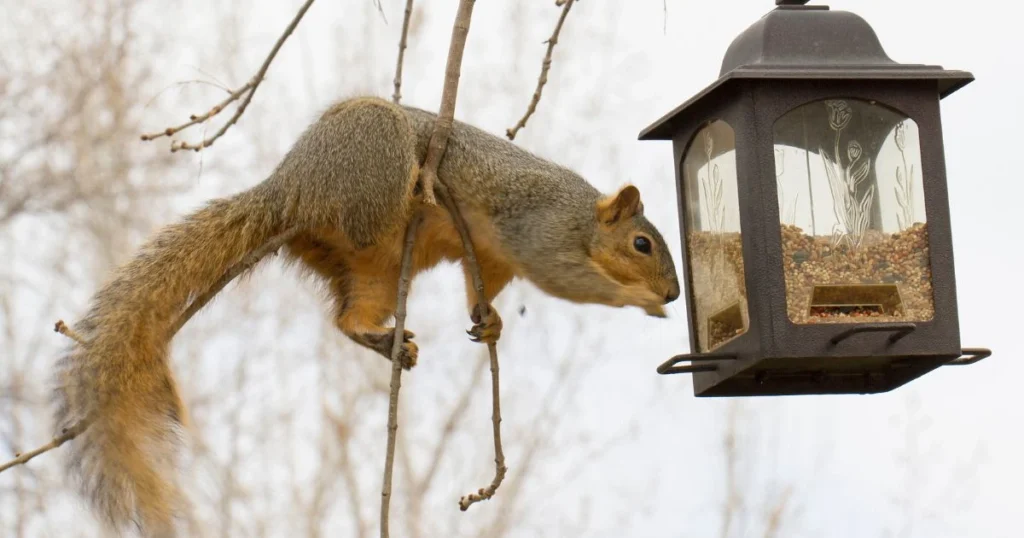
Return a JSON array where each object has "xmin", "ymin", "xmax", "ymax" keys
[
  {"xmin": 0, "ymin": 418, "xmax": 90, "ymax": 473},
  {"xmin": 372, "ymin": 0, "xmax": 388, "ymax": 24},
  {"xmin": 416, "ymin": 0, "xmax": 476, "ymax": 206},
  {"xmin": 380, "ymin": 210, "xmax": 424, "ymax": 538},
  {"xmin": 140, "ymin": 0, "xmax": 316, "ymax": 152},
  {"xmin": 435, "ymin": 184, "xmax": 507, "ymax": 511},
  {"xmin": 172, "ymin": 227, "xmax": 300, "ymax": 335},
  {"xmin": 506, "ymin": 0, "xmax": 576, "ymax": 141},
  {"xmin": 456, "ymin": 343, "xmax": 505, "ymax": 510},
  {"xmin": 53, "ymin": 319, "xmax": 88, "ymax": 347},
  {"xmin": 0, "ymin": 326, "xmax": 93, "ymax": 474},
  {"xmin": 392, "ymin": 0, "xmax": 415, "ymax": 104}
]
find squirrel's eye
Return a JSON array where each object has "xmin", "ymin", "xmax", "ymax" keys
[{"xmin": 633, "ymin": 236, "xmax": 652, "ymax": 255}]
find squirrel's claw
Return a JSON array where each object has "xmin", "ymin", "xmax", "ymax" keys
[
  {"xmin": 468, "ymin": 303, "xmax": 502, "ymax": 345},
  {"xmin": 353, "ymin": 328, "xmax": 419, "ymax": 370},
  {"xmin": 397, "ymin": 341, "xmax": 418, "ymax": 369},
  {"xmin": 392, "ymin": 329, "xmax": 418, "ymax": 369}
]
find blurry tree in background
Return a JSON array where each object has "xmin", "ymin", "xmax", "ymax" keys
[{"xmin": 0, "ymin": 1, "xmax": 980, "ymax": 537}]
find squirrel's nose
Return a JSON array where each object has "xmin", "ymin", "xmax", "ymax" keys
[{"xmin": 664, "ymin": 286, "xmax": 680, "ymax": 304}]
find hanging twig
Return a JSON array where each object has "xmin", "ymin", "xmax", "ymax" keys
[
  {"xmin": 380, "ymin": 210, "xmax": 424, "ymax": 538},
  {"xmin": 392, "ymin": 0, "xmax": 415, "ymax": 104},
  {"xmin": 506, "ymin": 0, "xmax": 577, "ymax": 141},
  {"xmin": 140, "ymin": 0, "xmax": 317, "ymax": 152},
  {"xmin": 435, "ymin": 183, "xmax": 508, "ymax": 511}
]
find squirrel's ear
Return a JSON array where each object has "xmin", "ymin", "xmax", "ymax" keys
[{"xmin": 596, "ymin": 184, "xmax": 643, "ymax": 225}]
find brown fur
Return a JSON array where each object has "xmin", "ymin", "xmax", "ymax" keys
[{"xmin": 52, "ymin": 96, "xmax": 679, "ymax": 536}]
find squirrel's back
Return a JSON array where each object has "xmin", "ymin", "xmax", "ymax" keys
[
  {"xmin": 400, "ymin": 106, "xmax": 607, "ymax": 281},
  {"xmin": 401, "ymin": 106, "xmax": 601, "ymax": 213}
]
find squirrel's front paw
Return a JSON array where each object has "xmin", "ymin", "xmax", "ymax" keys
[{"xmin": 467, "ymin": 303, "xmax": 502, "ymax": 344}]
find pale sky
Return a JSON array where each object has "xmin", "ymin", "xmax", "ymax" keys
[{"xmin": 4, "ymin": 1, "xmax": 1021, "ymax": 536}]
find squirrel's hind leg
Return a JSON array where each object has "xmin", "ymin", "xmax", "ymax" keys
[
  {"xmin": 287, "ymin": 232, "xmax": 419, "ymax": 368},
  {"xmin": 334, "ymin": 265, "xmax": 418, "ymax": 369}
]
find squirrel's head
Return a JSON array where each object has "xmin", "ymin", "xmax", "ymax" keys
[{"xmin": 591, "ymin": 184, "xmax": 680, "ymax": 318}]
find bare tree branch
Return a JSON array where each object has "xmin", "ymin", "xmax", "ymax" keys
[
  {"xmin": 0, "ymin": 411, "xmax": 89, "ymax": 473},
  {"xmin": 389, "ymin": 0, "xmax": 507, "ymax": 511},
  {"xmin": 392, "ymin": 0, "xmax": 415, "ymax": 104},
  {"xmin": 506, "ymin": 0, "xmax": 576, "ymax": 141},
  {"xmin": 392, "ymin": 0, "xmax": 504, "ymax": 514},
  {"xmin": 380, "ymin": 210, "xmax": 424, "ymax": 538},
  {"xmin": 416, "ymin": 0, "xmax": 476, "ymax": 206},
  {"xmin": 140, "ymin": 0, "xmax": 316, "ymax": 152}
]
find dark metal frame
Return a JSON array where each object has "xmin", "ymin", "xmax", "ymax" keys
[{"xmin": 639, "ymin": 2, "xmax": 990, "ymax": 397}]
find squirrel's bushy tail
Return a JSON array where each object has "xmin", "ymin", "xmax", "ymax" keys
[{"xmin": 52, "ymin": 184, "xmax": 281, "ymax": 536}]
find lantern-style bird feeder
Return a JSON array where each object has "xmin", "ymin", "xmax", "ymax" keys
[{"xmin": 640, "ymin": 0, "xmax": 991, "ymax": 397}]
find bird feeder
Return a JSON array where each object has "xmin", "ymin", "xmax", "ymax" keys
[{"xmin": 639, "ymin": 0, "xmax": 991, "ymax": 396}]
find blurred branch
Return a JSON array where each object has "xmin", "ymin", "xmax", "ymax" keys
[
  {"xmin": 407, "ymin": 351, "xmax": 489, "ymax": 532},
  {"xmin": 140, "ymin": 0, "xmax": 316, "ymax": 152},
  {"xmin": 392, "ymin": 0, "xmax": 415, "ymax": 104},
  {"xmin": 663, "ymin": 0, "xmax": 667, "ymax": 34},
  {"xmin": 380, "ymin": 210, "xmax": 424, "ymax": 538},
  {"xmin": 324, "ymin": 391, "xmax": 372, "ymax": 538},
  {"xmin": 372, "ymin": 0, "xmax": 388, "ymax": 23},
  {"xmin": 761, "ymin": 486, "xmax": 792, "ymax": 538},
  {"xmin": 720, "ymin": 401, "xmax": 741, "ymax": 538},
  {"xmin": 506, "ymin": 0, "xmax": 576, "ymax": 141}
]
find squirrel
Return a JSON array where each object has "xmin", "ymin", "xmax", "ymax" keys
[{"xmin": 51, "ymin": 96, "xmax": 680, "ymax": 536}]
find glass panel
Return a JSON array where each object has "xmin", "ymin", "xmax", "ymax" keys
[
  {"xmin": 773, "ymin": 99, "xmax": 933, "ymax": 325},
  {"xmin": 682, "ymin": 120, "xmax": 749, "ymax": 351}
]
